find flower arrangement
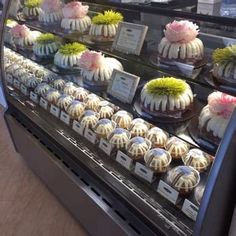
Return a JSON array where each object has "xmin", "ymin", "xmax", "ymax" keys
[
  {"xmin": 92, "ymin": 10, "xmax": 123, "ymax": 25},
  {"xmin": 79, "ymin": 51, "xmax": 105, "ymax": 70},
  {"xmin": 35, "ymin": 33, "xmax": 59, "ymax": 44},
  {"xmin": 164, "ymin": 20, "xmax": 199, "ymax": 43},
  {"xmin": 208, "ymin": 92, "xmax": 236, "ymax": 119},
  {"xmin": 213, "ymin": 45, "xmax": 236, "ymax": 64},
  {"xmin": 62, "ymin": 1, "xmax": 89, "ymax": 19},
  {"xmin": 146, "ymin": 77, "xmax": 187, "ymax": 97},
  {"xmin": 58, "ymin": 42, "xmax": 87, "ymax": 55},
  {"xmin": 24, "ymin": 0, "xmax": 42, "ymax": 8}
]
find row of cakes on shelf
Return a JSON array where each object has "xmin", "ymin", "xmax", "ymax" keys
[
  {"xmin": 4, "ymin": 47, "xmax": 236, "ymax": 147},
  {"xmin": 6, "ymin": 48, "xmax": 235, "ymax": 198},
  {"xmin": 15, "ymin": 0, "xmax": 123, "ymax": 39},
  {"xmin": 7, "ymin": 13, "xmax": 236, "ymax": 86}
]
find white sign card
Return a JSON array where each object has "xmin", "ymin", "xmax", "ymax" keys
[
  {"xmin": 30, "ymin": 92, "xmax": 39, "ymax": 103},
  {"xmin": 39, "ymin": 97, "xmax": 48, "ymax": 110},
  {"xmin": 72, "ymin": 120, "xmax": 84, "ymax": 136},
  {"xmin": 20, "ymin": 84, "xmax": 29, "ymax": 96},
  {"xmin": 107, "ymin": 69, "xmax": 140, "ymax": 104},
  {"xmin": 182, "ymin": 199, "xmax": 199, "ymax": 221},
  {"xmin": 99, "ymin": 138, "xmax": 112, "ymax": 156},
  {"xmin": 157, "ymin": 180, "xmax": 179, "ymax": 205},
  {"xmin": 50, "ymin": 104, "xmax": 60, "ymax": 118},
  {"xmin": 134, "ymin": 162, "xmax": 154, "ymax": 183},
  {"xmin": 13, "ymin": 79, "xmax": 20, "ymax": 90},
  {"xmin": 60, "ymin": 111, "xmax": 70, "ymax": 125},
  {"xmin": 112, "ymin": 22, "xmax": 148, "ymax": 55},
  {"xmin": 116, "ymin": 150, "xmax": 133, "ymax": 170},
  {"xmin": 84, "ymin": 128, "xmax": 97, "ymax": 144},
  {"xmin": 6, "ymin": 74, "xmax": 13, "ymax": 84}
]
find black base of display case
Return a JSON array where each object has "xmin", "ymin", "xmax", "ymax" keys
[{"xmin": 4, "ymin": 112, "xmax": 148, "ymax": 236}]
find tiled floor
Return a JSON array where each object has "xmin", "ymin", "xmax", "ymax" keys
[{"xmin": 0, "ymin": 108, "xmax": 88, "ymax": 236}]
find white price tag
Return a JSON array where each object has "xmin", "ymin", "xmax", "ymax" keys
[
  {"xmin": 134, "ymin": 162, "xmax": 154, "ymax": 183},
  {"xmin": 72, "ymin": 120, "xmax": 84, "ymax": 135},
  {"xmin": 107, "ymin": 69, "xmax": 140, "ymax": 104},
  {"xmin": 112, "ymin": 22, "xmax": 148, "ymax": 55},
  {"xmin": 84, "ymin": 128, "xmax": 97, "ymax": 144},
  {"xmin": 30, "ymin": 92, "xmax": 39, "ymax": 103},
  {"xmin": 99, "ymin": 138, "xmax": 112, "ymax": 156},
  {"xmin": 39, "ymin": 97, "xmax": 48, "ymax": 110},
  {"xmin": 182, "ymin": 199, "xmax": 199, "ymax": 221},
  {"xmin": 13, "ymin": 79, "xmax": 21, "ymax": 89},
  {"xmin": 60, "ymin": 111, "xmax": 70, "ymax": 125},
  {"xmin": 157, "ymin": 180, "xmax": 179, "ymax": 205},
  {"xmin": 50, "ymin": 105, "xmax": 60, "ymax": 118},
  {"xmin": 20, "ymin": 84, "xmax": 29, "ymax": 96},
  {"xmin": 116, "ymin": 150, "xmax": 133, "ymax": 170},
  {"xmin": 6, "ymin": 74, "xmax": 13, "ymax": 84}
]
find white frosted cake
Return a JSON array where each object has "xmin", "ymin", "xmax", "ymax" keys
[
  {"xmin": 10, "ymin": 24, "xmax": 41, "ymax": 48},
  {"xmin": 141, "ymin": 77, "xmax": 194, "ymax": 119},
  {"xmin": 61, "ymin": 1, "xmax": 91, "ymax": 33},
  {"xmin": 54, "ymin": 43, "xmax": 87, "ymax": 69},
  {"xmin": 33, "ymin": 33, "xmax": 61, "ymax": 58},
  {"xmin": 79, "ymin": 51, "xmax": 123, "ymax": 86},
  {"xmin": 198, "ymin": 92, "xmax": 236, "ymax": 142},
  {"xmin": 89, "ymin": 10, "xmax": 123, "ymax": 40},
  {"xmin": 212, "ymin": 45, "xmax": 236, "ymax": 85},
  {"xmin": 23, "ymin": 0, "xmax": 42, "ymax": 19},
  {"xmin": 158, "ymin": 20, "xmax": 204, "ymax": 64},
  {"xmin": 39, "ymin": 0, "xmax": 62, "ymax": 24}
]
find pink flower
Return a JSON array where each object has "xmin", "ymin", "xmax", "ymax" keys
[
  {"xmin": 79, "ymin": 51, "xmax": 105, "ymax": 70},
  {"xmin": 164, "ymin": 20, "xmax": 199, "ymax": 43},
  {"xmin": 208, "ymin": 92, "xmax": 236, "ymax": 119},
  {"xmin": 41, "ymin": 0, "xmax": 61, "ymax": 12},
  {"xmin": 62, "ymin": 1, "xmax": 88, "ymax": 19},
  {"xmin": 10, "ymin": 24, "xmax": 31, "ymax": 38}
]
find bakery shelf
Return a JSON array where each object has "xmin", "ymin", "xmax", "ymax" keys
[
  {"xmin": 83, "ymin": 0, "xmax": 236, "ymax": 27},
  {"xmin": 6, "ymin": 89, "xmax": 195, "ymax": 236},
  {"xmin": 7, "ymin": 16, "xmax": 236, "ymax": 98},
  {"xmin": 5, "ymin": 45, "xmax": 217, "ymax": 155}
]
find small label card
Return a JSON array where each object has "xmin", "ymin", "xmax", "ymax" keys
[
  {"xmin": 13, "ymin": 79, "xmax": 21, "ymax": 90},
  {"xmin": 39, "ymin": 97, "xmax": 48, "ymax": 110},
  {"xmin": 84, "ymin": 128, "xmax": 97, "ymax": 144},
  {"xmin": 107, "ymin": 69, "xmax": 140, "ymax": 104},
  {"xmin": 6, "ymin": 74, "xmax": 13, "ymax": 84},
  {"xmin": 72, "ymin": 120, "xmax": 84, "ymax": 136},
  {"xmin": 112, "ymin": 22, "xmax": 148, "ymax": 55},
  {"xmin": 182, "ymin": 199, "xmax": 199, "ymax": 221},
  {"xmin": 20, "ymin": 84, "xmax": 29, "ymax": 96},
  {"xmin": 157, "ymin": 180, "xmax": 179, "ymax": 205},
  {"xmin": 50, "ymin": 104, "xmax": 60, "ymax": 118},
  {"xmin": 99, "ymin": 138, "xmax": 112, "ymax": 156},
  {"xmin": 134, "ymin": 162, "xmax": 154, "ymax": 183},
  {"xmin": 30, "ymin": 92, "xmax": 39, "ymax": 104},
  {"xmin": 116, "ymin": 150, "xmax": 133, "ymax": 170},
  {"xmin": 60, "ymin": 111, "xmax": 70, "ymax": 125}
]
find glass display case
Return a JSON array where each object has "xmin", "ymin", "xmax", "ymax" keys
[{"xmin": 1, "ymin": 1, "xmax": 236, "ymax": 236}]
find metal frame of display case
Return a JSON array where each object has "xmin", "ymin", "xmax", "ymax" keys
[{"xmin": 0, "ymin": 1, "xmax": 236, "ymax": 236}]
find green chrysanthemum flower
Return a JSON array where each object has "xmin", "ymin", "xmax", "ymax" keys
[
  {"xmin": 92, "ymin": 10, "xmax": 123, "ymax": 25},
  {"xmin": 36, "ymin": 33, "xmax": 59, "ymax": 44},
  {"xmin": 213, "ymin": 45, "xmax": 236, "ymax": 64},
  {"xmin": 59, "ymin": 42, "xmax": 87, "ymax": 55},
  {"xmin": 146, "ymin": 77, "xmax": 187, "ymax": 97},
  {"xmin": 24, "ymin": 0, "xmax": 41, "ymax": 8}
]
